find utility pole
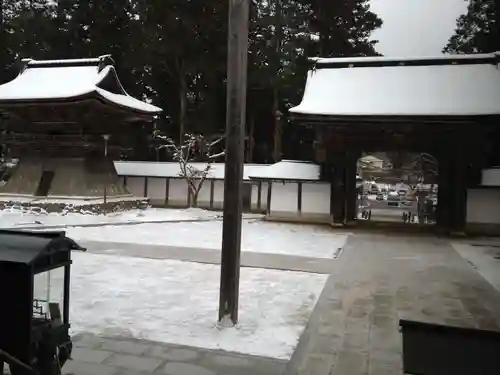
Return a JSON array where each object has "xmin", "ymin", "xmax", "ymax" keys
[{"xmin": 218, "ymin": 0, "xmax": 249, "ymax": 325}]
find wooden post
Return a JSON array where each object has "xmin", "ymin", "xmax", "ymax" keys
[
  {"xmin": 450, "ymin": 129, "xmax": 467, "ymax": 234},
  {"xmin": 218, "ymin": 0, "xmax": 249, "ymax": 325},
  {"xmin": 436, "ymin": 151, "xmax": 451, "ymax": 232},
  {"xmin": 345, "ymin": 151, "xmax": 359, "ymax": 223},
  {"xmin": 103, "ymin": 135, "xmax": 110, "ymax": 205},
  {"xmin": 330, "ymin": 152, "xmax": 347, "ymax": 225}
]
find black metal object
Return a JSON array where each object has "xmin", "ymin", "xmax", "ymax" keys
[
  {"xmin": 400, "ymin": 319, "xmax": 500, "ymax": 375},
  {"xmin": 0, "ymin": 229, "xmax": 85, "ymax": 375}
]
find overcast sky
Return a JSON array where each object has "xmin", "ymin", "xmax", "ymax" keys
[{"xmin": 370, "ymin": 0, "xmax": 469, "ymax": 56}]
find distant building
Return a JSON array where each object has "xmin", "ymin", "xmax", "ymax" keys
[{"xmin": 359, "ymin": 155, "xmax": 385, "ymax": 170}]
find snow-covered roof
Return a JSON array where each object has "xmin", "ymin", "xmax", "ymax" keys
[
  {"xmin": 247, "ymin": 160, "xmax": 321, "ymax": 181},
  {"xmin": 308, "ymin": 51, "xmax": 500, "ymax": 65},
  {"xmin": 290, "ymin": 52, "xmax": 500, "ymax": 117},
  {"xmin": 360, "ymin": 155, "xmax": 383, "ymax": 163},
  {"xmin": 0, "ymin": 56, "xmax": 161, "ymax": 114},
  {"xmin": 114, "ymin": 161, "xmax": 270, "ymax": 181}
]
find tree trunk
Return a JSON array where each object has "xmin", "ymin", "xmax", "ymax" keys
[
  {"xmin": 191, "ymin": 190, "xmax": 199, "ymax": 208},
  {"xmin": 272, "ymin": 0, "xmax": 282, "ymax": 163},
  {"xmin": 179, "ymin": 63, "xmax": 187, "ymax": 145},
  {"xmin": 247, "ymin": 115, "xmax": 255, "ymax": 163},
  {"xmin": 272, "ymin": 91, "xmax": 281, "ymax": 162}
]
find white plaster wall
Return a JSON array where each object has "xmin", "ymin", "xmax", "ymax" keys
[
  {"xmin": 196, "ymin": 180, "xmax": 212, "ymax": 207},
  {"xmin": 211, "ymin": 180, "xmax": 225, "ymax": 209},
  {"xmin": 467, "ymin": 189, "xmax": 500, "ymax": 224},
  {"xmin": 168, "ymin": 179, "xmax": 188, "ymax": 206},
  {"xmin": 250, "ymin": 181, "xmax": 268, "ymax": 211},
  {"xmin": 270, "ymin": 182, "xmax": 298, "ymax": 213},
  {"xmin": 481, "ymin": 168, "xmax": 500, "ymax": 186},
  {"xmin": 301, "ymin": 182, "xmax": 331, "ymax": 215},
  {"xmin": 260, "ymin": 182, "xmax": 269, "ymax": 211},
  {"xmin": 147, "ymin": 178, "xmax": 167, "ymax": 201},
  {"xmin": 126, "ymin": 177, "xmax": 145, "ymax": 197},
  {"xmin": 251, "ymin": 183, "xmax": 260, "ymax": 207}
]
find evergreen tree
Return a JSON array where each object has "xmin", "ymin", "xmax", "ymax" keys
[
  {"xmin": 305, "ymin": 0, "xmax": 383, "ymax": 57},
  {"xmin": 0, "ymin": 0, "xmax": 385, "ymax": 161},
  {"xmin": 1, "ymin": 0, "xmax": 56, "ymax": 83},
  {"xmin": 444, "ymin": 0, "xmax": 499, "ymax": 54}
]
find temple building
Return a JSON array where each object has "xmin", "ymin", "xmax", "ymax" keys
[
  {"xmin": 288, "ymin": 51, "xmax": 500, "ymax": 234},
  {"xmin": 0, "ymin": 55, "xmax": 161, "ymax": 208}
]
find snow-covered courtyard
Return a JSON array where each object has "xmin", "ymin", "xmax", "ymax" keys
[
  {"xmin": 37, "ymin": 252, "xmax": 327, "ymax": 360},
  {"xmin": 3, "ymin": 206, "xmax": 346, "ymax": 359}
]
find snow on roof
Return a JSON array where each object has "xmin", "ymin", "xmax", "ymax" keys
[
  {"xmin": 0, "ymin": 57, "xmax": 161, "ymax": 114},
  {"xmin": 0, "ymin": 66, "xmax": 99, "ymax": 99},
  {"xmin": 360, "ymin": 155, "xmax": 383, "ymax": 163},
  {"xmin": 247, "ymin": 160, "xmax": 321, "ymax": 181},
  {"xmin": 309, "ymin": 51, "xmax": 500, "ymax": 65},
  {"xmin": 95, "ymin": 88, "xmax": 160, "ymax": 114},
  {"xmin": 290, "ymin": 53, "xmax": 500, "ymax": 117},
  {"xmin": 114, "ymin": 161, "xmax": 270, "ymax": 181}
]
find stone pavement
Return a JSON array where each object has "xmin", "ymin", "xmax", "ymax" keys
[
  {"xmin": 61, "ymin": 334, "xmax": 286, "ymax": 375},
  {"xmin": 284, "ymin": 233, "xmax": 500, "ymax": 375},
  {"xmin": 79, "ymin": 240, "xmax": 339, "ymax": 274}
]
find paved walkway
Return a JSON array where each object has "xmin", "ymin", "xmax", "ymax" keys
[
  {"xmin": 284, "ymin": 233, "xmax": 500, "ymax": 375},
  {"xmin": 79, "ymin": 240, "xmax": 338, "ymax": 274},
  {"xmin": 63, "ymin": 334, "xmax": 286, "ymax": 375}
]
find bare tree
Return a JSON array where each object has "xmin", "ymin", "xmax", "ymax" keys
[
  {"xmin": 153, "ymin": 130, "xmax": 225, "ymax": 207},
  {"xmin": 412, "ymin": 152, "xmax": 438, "ymax": 185}
]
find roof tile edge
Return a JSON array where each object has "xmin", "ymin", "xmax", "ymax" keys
[
  {"xmin": 20, "ymin": 55, "xmax": 115, "ymax": 70},
  {"xmin": 308, "ymin": 51, "xmax": 500, "ymax": 69}
]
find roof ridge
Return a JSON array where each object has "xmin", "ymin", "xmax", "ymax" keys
[
  {"xmin": 20, "ymin": 55, "xmax": 115, "ymax": 72},
  {"xmin": 310, "ymin": 52, "xmax": 500, "ymax": 69}
]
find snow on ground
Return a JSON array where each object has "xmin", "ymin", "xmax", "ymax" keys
[
  {"xmin": 0, "ymin": 207, "xmax": 221, "ymax": 228},
  {"xmin": 66, "ymin": 220, "xmax": 349, "ymax": 259},
  {"xmin": 452, "ymin": 243, "xmax": 500, "ymax": 293},
  {"xmin": 36, "ymin": 252, "xmax": 328, "ymax": 360}
]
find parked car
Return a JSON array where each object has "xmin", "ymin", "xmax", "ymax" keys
[
  {"xmin": 387, "ymin": 192, "xmax": 401, "ymax": 207},
  {"xmin": 376, "ymin": 193, "xmax": 384, "ymax": 201}
]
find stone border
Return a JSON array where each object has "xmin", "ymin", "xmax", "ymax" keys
[{"xmin": 0, "ymin": 198, "xmax": 148, "ymax": 214}]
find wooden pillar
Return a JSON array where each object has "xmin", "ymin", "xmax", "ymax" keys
[
  {"xmin": 449, "ymin": 130, "xmax": 468, "ymax": 234},
  {"xmin": 436, "ymin": 152, "xmax": 451, "ymax": 231},
  {"xmin": 345, "ymin": 150, "xmax": 360, "ymax": 223},
  {"xmin": 330, "ymin": 152, "xmax": 347, "ymax": 224},
  {"xmin": 436, "ymin": 130, "xmax": 468, "ymax": 234},
  {"xmin": 219, "ymin": 0, "xmax": 250, "ymax": 325}
]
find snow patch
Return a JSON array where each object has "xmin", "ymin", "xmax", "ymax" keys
[
  {"xmin": 40, "ymin": 252, "xmax": 328, "ymax": 359},
  {"xmin": 0, "ymin": 207, "xmax": 220, "ymax": 228}
]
